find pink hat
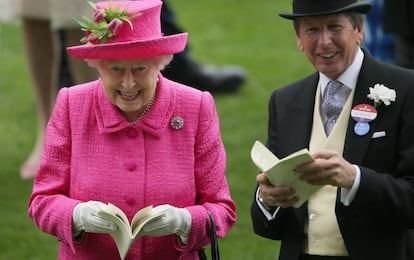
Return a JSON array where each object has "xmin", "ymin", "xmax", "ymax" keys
[{"xmin": 67, "ymin": 0, "xmax": 188, "ymax": 59}]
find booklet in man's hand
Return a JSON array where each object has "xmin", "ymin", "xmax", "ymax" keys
[
  {"xmin": 250, "ymin": 140, "xmax": 320, "ymax": 207},
  {"xmin": 98, "ymin": 203, "xmax": 167, "ymax": 260}
]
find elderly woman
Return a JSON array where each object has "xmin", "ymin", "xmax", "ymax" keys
[{"xmin": 28, "ymin": 1, "xmax": 236, "ymax": 259}]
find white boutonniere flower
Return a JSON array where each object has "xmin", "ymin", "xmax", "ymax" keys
[{"xmin": 367, "ymin": 83, "xmax": 396, "ymax": 108}]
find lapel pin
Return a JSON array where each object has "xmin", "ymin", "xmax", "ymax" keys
[{"xmin": 351, "ymin": 104, "xmax": 377, "ymax": 136}]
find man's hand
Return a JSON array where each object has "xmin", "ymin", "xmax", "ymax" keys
[
  {"xmin": 296, "ymin": 149, "xmax": 356, "ymax": 189},
  {"xmin": 257, "ymin": 173, "xmax": 299, "ymax": 208}
]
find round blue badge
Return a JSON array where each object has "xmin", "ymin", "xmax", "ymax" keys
[{"xmin": 354, "ymin": 122, "xmax": 370, "ymax": 136}]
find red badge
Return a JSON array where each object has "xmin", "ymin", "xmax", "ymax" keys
[{"xmin": 351, "ymin": 104, "xmax": 377, "ymax": 123}]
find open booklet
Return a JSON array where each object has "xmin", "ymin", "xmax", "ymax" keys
[
  {"xmin": 250, "ymin": 140, "xmax": 320, "ymax": 207},
  {"xmin": 98, "ymin": 203, "xmax": 167, "ymax": 260}
]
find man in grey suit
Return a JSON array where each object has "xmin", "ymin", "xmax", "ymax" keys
[{"xmin": 250, "ymin": 1, "xmax": 414, "ymax": 260}]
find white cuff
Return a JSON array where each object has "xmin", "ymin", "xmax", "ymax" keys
[
  {"xmin": 340, "ymin": 164, "xmax": 361, "ymax": 206},
  {"xmin": 256, "ymin": 187, "xmax": 279, "ymax": 221}
]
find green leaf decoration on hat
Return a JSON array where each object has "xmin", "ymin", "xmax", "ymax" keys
[{"xmin": 75, "ymin": 1, "xmax": 142, "ymax": 44}]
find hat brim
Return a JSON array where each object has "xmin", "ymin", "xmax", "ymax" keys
[
  {"xmin": 279, "ymin": 2, "xmax": 371, "ymax": 20},
  {"xmin": 67, "ymin": 33, "xmax": 188, "ymax": 59}
]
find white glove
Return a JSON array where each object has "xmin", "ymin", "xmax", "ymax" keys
[
  {"xmin": 72, "ymin": 201, "xmax": 117, "ymax": 237},
  {"xmin": 141, "ymin": 204, "xmax": 192, "ymax": 238}
]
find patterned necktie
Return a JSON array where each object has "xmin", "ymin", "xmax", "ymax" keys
[{"xmin": 321, "ymin": 80, "xmax": 343, "ymax": 135}]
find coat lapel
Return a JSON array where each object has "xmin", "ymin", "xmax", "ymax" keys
[
  {"xmin": 343, "ymin": 53, "xmax": 382, "ymax": 164},
  {"xmin": 276, "ymin": 73, "xmax": 319, "ymax": 156}
]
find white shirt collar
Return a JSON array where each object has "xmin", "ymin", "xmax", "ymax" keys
[{"xmin": 320, "ymin": 48, "xmax": 364, "ymax": 94}]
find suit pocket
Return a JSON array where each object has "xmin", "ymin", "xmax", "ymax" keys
[{"xmin": 365, "ymin": 129, "xmax": 396, "ymax": 172}]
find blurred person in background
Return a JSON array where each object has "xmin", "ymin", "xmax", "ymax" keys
[
  {"xmin": 383, "ymin": 0, "xmax": 414, "ymax": 69},
  {"xmin": 363, "ymin": 0, "xmax": 395, "ymax": 63},
  {"xmin": 28, "ymin": 1, "xmax": 236, "ymax": 259},
  {"xmin": 159, "ymin": 0, "xmax": 246, "ymax": 93},
  {"xmin": 0, "ymin": 0, "xmax": 99, "ymax": 179},
  {"xmin": 250, "ymin": 0, "xmax": 414, "ymax": 259}
]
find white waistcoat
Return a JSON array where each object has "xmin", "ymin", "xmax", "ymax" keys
[{"xmin": 303, "ymin": 84, "xmax": 355, "ymax": 256}]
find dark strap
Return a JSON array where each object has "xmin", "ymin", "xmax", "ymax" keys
[
  {"xmin": 198, "ymin": 211, "xmax": 220, "ymax": 260},
  {"xmin": 208, "ymin": 211, "xmax": 220, "ymax": 260}
]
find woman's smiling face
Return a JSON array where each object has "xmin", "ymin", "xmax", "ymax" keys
[{"xmin": 97, "ymin": 58, "xmax": 159, "ymax": 121}]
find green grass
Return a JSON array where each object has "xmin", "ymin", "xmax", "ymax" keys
[{"xmin": 0, "ymin": 0, "xmax": 313, "ymax": 259}]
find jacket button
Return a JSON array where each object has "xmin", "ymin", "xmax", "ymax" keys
[
  {"xmin": 124, "ymin": 162, "xmax": 137, "ymax": 171},
  {"xmin": 125, "ymin": 197, "xmax": 136, "ymax": 206},
  {"xmin": 126, "ymin": 128, "xmax": 138, "ymax": 138}
]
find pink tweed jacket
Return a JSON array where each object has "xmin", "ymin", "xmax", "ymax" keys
[{"xmin": 28, "ymin": 75, "xmax": 236, "ymax": 260}]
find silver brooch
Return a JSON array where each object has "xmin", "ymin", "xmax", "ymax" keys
[{"xmin": 170, "ymin": 116, "xmax": 184, "ymax": 130}]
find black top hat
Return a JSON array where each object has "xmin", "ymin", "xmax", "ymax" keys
[{"xmin": 279, "ymin": 0, "xmax": 372, "ymax": 20}]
